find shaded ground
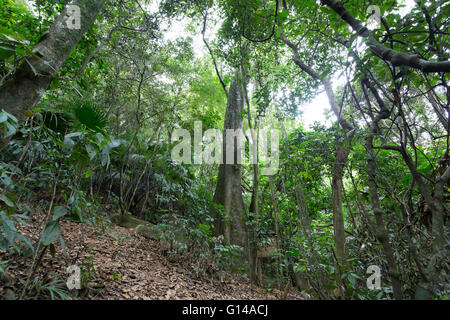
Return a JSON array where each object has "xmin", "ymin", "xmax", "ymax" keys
[{"xmin": 1, "ymin": 206, "xmax": 305, "ymax": 300}]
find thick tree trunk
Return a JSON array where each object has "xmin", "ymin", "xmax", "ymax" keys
[
  {"xmin": 212, "ymin": 71, "xmax": 247, "ymax": 248},
  {"xmin": 0, "ymin": 0, "xmax": 106, "ymax": 146}
]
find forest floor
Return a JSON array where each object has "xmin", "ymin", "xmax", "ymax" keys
[{"xmin": 1, "ymin": 203, "xmax": 305, "ymax": 300}]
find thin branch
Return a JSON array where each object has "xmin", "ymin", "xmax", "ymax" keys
[{"xmin": 202, "ymin": 11, "xmax": 228, "ymax": 98}]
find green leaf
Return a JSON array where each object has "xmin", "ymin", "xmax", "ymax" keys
[
  {"xmin": 85, "ymin": 143, "xmax": 96, "ymax": 160},
  {"xmin": 52, "ymin": 206, "xmax": 67, "ymax": 221},
  {"xmin": 101, "ymin": 149, "xmax": 110, "ymax": 167},
  {"xmin": 49, "ymin": 79, "xmax": 59, "ymax": 90},
  {"xmin": 293, "ymin": 263, "xmax": 306, "ymax": 273},
  {"xmin": 0, "ymin": 46, "xmax": 15, "ymax": 60},
  {"xmin": 41, "ymin": 221, "xmax": 61, "ymax": 246},
  {"xmin": 73, "ymin": 100, "xmax": 107, "ymax": 132},
  {"xmin": 15, "ymin": 46, "xmax": 25, "ymax": 57},
  {"xmin": 0, "ymin": 112, "xmax": 7, "ymax": 123},
  {"xmin": 4, "ymin": 121, "xmax": 17, "ymax": 138},
  {"xmin": 63, "ymin": 136, "xmax": 75, "ymax": 149},
  {"xmin": 0, "ymin": 194, "xmax": 15, "ymax": 207},
  {"xmin": 0, "ymin": 30, "xmax": 26, "ymax": 42},
  {"xmin": 278, "ymin": 9, "xmax": 289, "ymax": 23},
  {"xmin": 287, "ymin": 249, "xmax": 300, "ymax": 256}
]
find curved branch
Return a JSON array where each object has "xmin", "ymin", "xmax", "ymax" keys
[
  {"xmin": 242, "ymin": 0, "xmax": 279, "ymax": 43},
  {"xmin": 202, "ymin": 11, "xmax": 228, "ymax": 98},
  {"xmin": 281, "ymin": 33, "xmax": 354, "ymax": 131},
  {"xmin": 322, "ymin": 0, "xmax": 450, "ymax": 73}
]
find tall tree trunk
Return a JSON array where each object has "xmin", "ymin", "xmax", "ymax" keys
[
  {"xmin": 0, "ymin": 0, "xmax": 107, "ymax": 146},
  {"xmin": 212, "ymin": 71, "xmax": 247, "ymax": 249}
]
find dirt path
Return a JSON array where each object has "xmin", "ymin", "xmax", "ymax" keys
[{"xmin": 2, "ymin": 208, "xmax": 304, "ymax": 300}]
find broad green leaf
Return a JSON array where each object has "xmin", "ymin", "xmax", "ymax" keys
[
  {"xmin": 0, "ymin": 112, "xmax": 7, "ymax": 123},
  {"xmin": 86, "ymin": 143, "xmax": 97, "ymax": 160},
  {"xmin": 41, "ymin": 221, "xmax": 61, "ymax": 246},
  {"xmin": 52, "ymin": 206, "xmax": 67, "ymax": 221},
  {"xmin": 0, "ymin": 194, "xmax": 15, "ymax": 207}
]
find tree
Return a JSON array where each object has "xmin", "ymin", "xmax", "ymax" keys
[
  {"xmin": 0, "ymin": 0, "xmax": 107, "ymax": 146},
  {"xmin": 212, "ymin": 70, "xmax": 248, "ymax": 250}
]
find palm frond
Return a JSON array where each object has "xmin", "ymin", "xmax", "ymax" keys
[{"xmin": 72, "ymin": 100, "xmax": 107, "ymax": 132}]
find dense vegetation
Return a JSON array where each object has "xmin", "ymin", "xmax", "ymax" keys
[{"xmin": 0, "ymin": 0, "xmax": 448, "ymax": 300}]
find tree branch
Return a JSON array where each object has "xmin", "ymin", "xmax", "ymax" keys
[
  {"xmin": 322, "ymin": 0, "xmax": 450, "ymax": 73},
  {"xmin": 202, "ymin": 11, "xmax": 228, "ymax": 98}
]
